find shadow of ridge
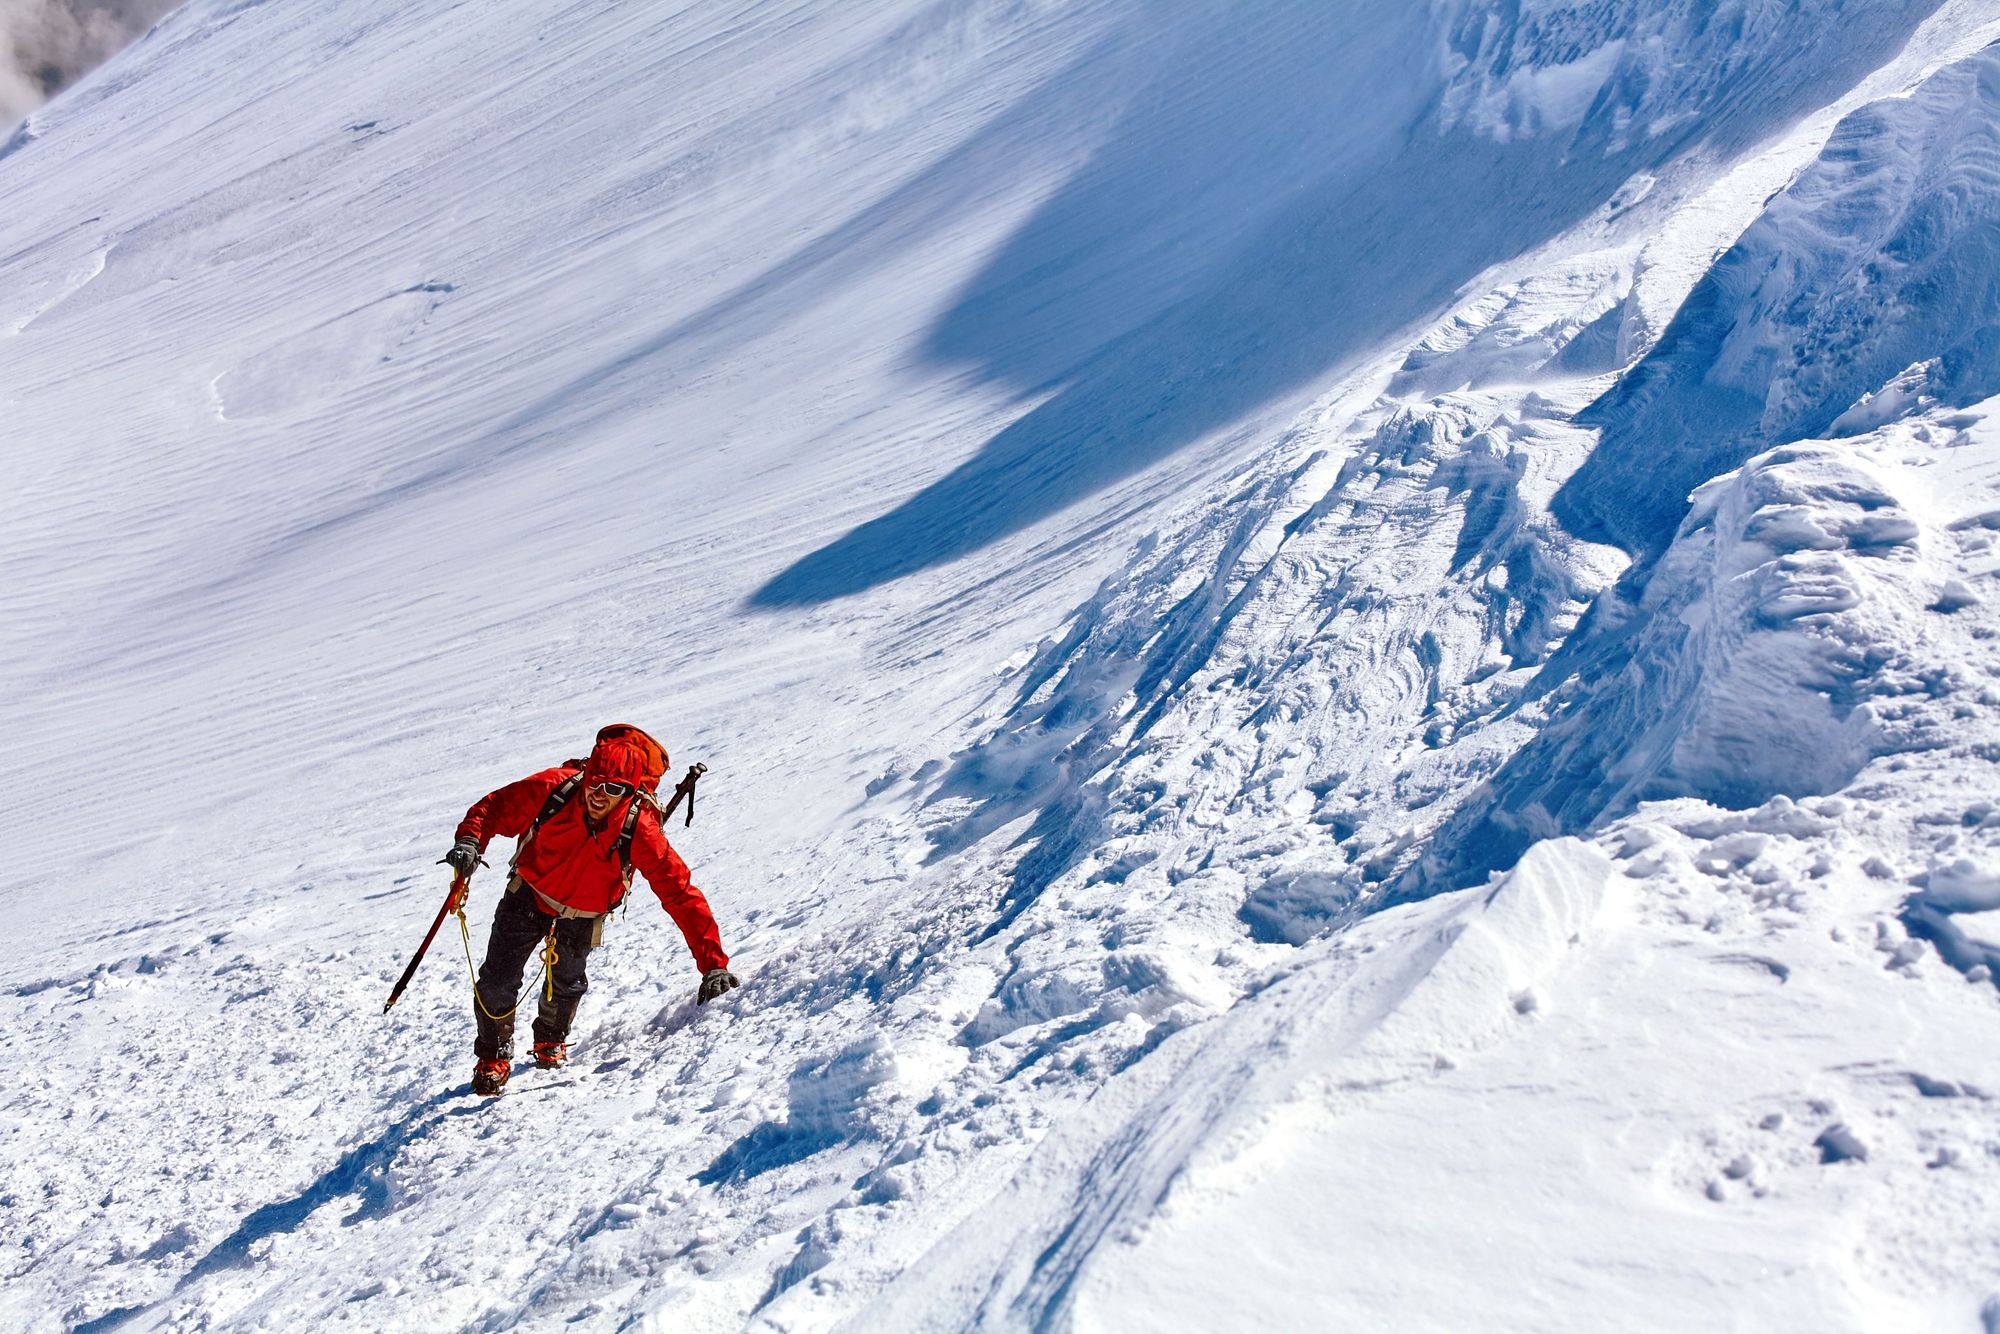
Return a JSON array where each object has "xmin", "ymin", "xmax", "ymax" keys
[
  {"xmin": 751, "ymin": 2, "xmax": 1950, "ymax": 607},
  {"xmin": 177, "ymin": 1089, "xmax": 467, "ymax": 1288},
  {"xmin": 748, "ymin": 138, "xmax": 1558, "ymax": 606},
  {"xmin": 746, "ymin": 126, "xmax": 1557, "ymax": 608}
]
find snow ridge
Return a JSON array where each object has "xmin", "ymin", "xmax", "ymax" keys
[{"xmin": 1560, "ymin": 40, "xmax": 2000, "ymax": 553}]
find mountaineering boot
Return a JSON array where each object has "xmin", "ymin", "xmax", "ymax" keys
[
  {"xmin": 473, "ymin": 1005, "xmax": 515, "ymax": 1094},
  {"xmin": 475, "ymin": 1005, "xmax": 515, "ymax": 1061},
  {"xmin": 532, "ymin": 994, "xmax": 580, "ymax": 1059}
]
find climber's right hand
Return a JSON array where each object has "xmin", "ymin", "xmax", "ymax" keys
[{"xmin": 440, "ymin": 838, "xmax": 482, "ymax": 878}]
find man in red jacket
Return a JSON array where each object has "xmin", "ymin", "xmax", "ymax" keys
[{"xmin": 444, "ymin": 724, "xmax": 738, "ymax": 1095}]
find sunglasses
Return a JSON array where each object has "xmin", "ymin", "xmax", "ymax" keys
[{"xmin": 589, "ymin": 781, "xmax": 637, "ymax": 799}]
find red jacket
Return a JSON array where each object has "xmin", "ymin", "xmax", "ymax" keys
[{"xmin": 456, "ymin": 766, "xmax": 729, "ymax": 975}]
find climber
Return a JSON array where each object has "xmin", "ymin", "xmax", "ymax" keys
[{"xmin": 442, "ymin": 723, "xmax": 737, "ymax": 1095}]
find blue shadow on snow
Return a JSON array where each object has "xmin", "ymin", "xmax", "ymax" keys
[{"xmin": 743, "ymin": 0, "xmax": 1944, "ymax": 604}]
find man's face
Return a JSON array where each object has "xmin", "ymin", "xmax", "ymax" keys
[{"xmin": 583, "ymin": 783, "xmax": 625, "ymax": 820}]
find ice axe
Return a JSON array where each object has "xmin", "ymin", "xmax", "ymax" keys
[{"xmin": 382, "ymin": 869, "xmax": 473, "ymax": 1014}]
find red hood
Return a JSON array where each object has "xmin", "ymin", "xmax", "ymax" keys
[{"xmin": 582, "ymin": 723, "xmax": 667, "ymax": 793}]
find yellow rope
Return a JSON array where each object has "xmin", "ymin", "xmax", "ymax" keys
[
  {"xmin": 456, "ymin": 906, "xmax": 551, "ymax": 1022},
  {"xmin": 542, "ymin": 926, "xmax": 559, "ymax": 1005}
]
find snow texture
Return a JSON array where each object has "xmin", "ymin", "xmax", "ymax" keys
[{"xmin": 5, "ymin": 1, "xmax": 2000, "ymax": 1331}]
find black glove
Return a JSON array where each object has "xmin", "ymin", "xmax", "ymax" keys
[
  {"xmin": 697, "ymin": 968, "xmax": 740, "ymax": 1005},
  {"xmin": 440, "ymin": 838, "xmax": 482, "ymax": 876}
]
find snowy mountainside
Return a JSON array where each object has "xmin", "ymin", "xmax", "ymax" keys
[{"xmin": 5, "ymin": 1, "xmax": 2000, "ymax": 1331}]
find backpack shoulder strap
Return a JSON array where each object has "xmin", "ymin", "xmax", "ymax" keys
[
  {"xmin": 608, "ymin": 796, "xmax": 657, "ymax": 909},
  {"xmin": 510, "ymin": 767, "xmax": 584, "ymax": 870},
  {"xmin": 614, "ymin": 795, "xmax": 657, "ymax": 881}
]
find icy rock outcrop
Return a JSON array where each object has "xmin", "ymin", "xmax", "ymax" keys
[
  {"xmin": 1419, "ymin": 436, "xmax": 1945, "ymax": 886},
  {"xmin": 1435, "ymin": 0, "xmax": 1949, "ymax": 159},
  {"xmin": 1559, "ymin": 40, "xmax": 2000, "ymax": 554}
]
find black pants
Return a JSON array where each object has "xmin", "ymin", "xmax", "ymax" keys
[{"xmin": 473, "ymin": 880, "xmax": 601, "ymax": 1058}]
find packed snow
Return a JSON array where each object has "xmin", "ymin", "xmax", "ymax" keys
[{"xmin": 5, "ymin": 1, "xmax": 2000, "ymax": 1330}]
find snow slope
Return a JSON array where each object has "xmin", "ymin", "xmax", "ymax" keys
[{"xmin": 5, "ymin": 1, "xmax": 2000, "ymax": 1330}]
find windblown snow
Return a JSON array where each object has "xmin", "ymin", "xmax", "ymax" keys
[{"xmin": 5, "ymin": 2, "xmax": 2000, "ymax": 1330}]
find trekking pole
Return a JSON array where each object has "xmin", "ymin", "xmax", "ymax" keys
[
  {"xmin": 383, "ymin": 870, "xmax": 472, "ymax": 1014},
  {"xmin": 657, "ymin": 762, "xmax": 707, "ymax": 826}
]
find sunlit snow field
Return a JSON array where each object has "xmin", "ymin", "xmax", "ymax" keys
[{"xmin": 5, "ymin": 1, "xmax": 2000, "ymax": 1330}]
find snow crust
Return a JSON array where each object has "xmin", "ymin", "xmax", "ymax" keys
[{"xmin": 5, "ymin": 1, "xmax": 2000, "ymax": 1330}]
